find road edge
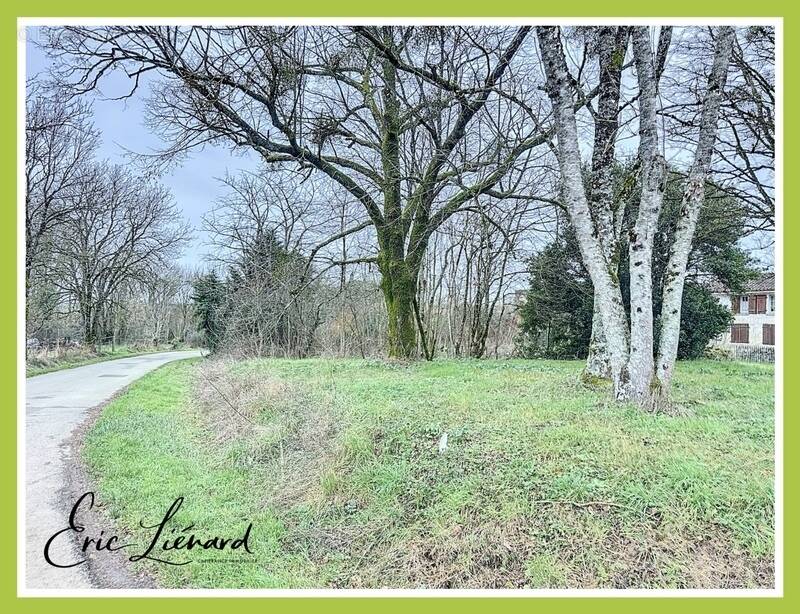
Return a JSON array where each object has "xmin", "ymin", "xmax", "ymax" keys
[{"xmin": 61, "ymin": 357, "xmax": 203, "ymax": 589}]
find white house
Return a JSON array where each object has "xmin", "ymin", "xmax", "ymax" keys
[{"xmin": 710, "ymin": 272, "xmax": 775, "ymax": 347}]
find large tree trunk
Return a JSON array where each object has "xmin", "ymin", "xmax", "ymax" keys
[
  {"xmin": 583, "ymin": 27, "xmax": 627, "ymax": 380},
  {"xmin": 376, "ymin": 28, "xmax": 417, "ymax": 359},
  {"xmin": 81, "ymin": 303, "xmax": 97, "ymax": 348},
  {"xmin": 625, "ymin": 156, "xmax": 666, "ymax": 403},
  {"xmin": 585, "ymin": 304, "xmax": 611, "ymax": 379},
  {"xmin": 378, "ymin": 254, "xmax": 418, "ymax": 358},
  {"xmin": 623, "ymin": 28, "xmax": 668, "ymax": 405},
  {"xmin": 538, "ymin": 27, "xmax": 631, "ymax": 399},
  {"xmin": 655, "ymin": 27, "xmax": 735, "ymax": 397},
  {"xmin": 585, "ymin": 27, "xmax": 675, "ymax": 385}
]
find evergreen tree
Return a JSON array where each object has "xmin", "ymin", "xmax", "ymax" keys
[
  {"xmin": 518, "ymin": 171, "xmax": 754, "ymax": 360},
  {"xmin": 191, "ymin": 272, "xmax": 225, "ymax": 351}
]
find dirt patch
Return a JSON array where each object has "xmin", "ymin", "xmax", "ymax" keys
[
  {"xmin": 64, "ymin": 390, "xmax": 157, "ymax": 589},
  {"xmin": 684, "ymin": 537, "xmax": 775, "ymax": 588}
]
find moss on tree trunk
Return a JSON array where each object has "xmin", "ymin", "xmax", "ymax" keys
[{"xmin": 378, "ymin": 253, "xmax": 418, "ymax": 359}]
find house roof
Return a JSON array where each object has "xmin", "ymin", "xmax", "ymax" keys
[
  {"xmin": 707, "ymin": 272, "xmax": 775, "ymax": 294},
  {"xmin": 746, "ymin": 272, "xmax": 776, "ymax": 292}
]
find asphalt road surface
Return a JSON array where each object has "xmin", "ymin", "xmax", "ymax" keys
[{"xmin": 24, "ymin": 350, "xmax": 203, "ymax": 591}]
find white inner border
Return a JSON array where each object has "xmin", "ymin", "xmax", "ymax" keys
[{"xmin": 16, "ymin": 15, "xmax": 784, "ymax": 599}]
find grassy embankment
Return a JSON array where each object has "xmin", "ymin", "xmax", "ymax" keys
[
  {"xmin": 83, "ymin": 357, "xmax": 774, "ymax": 589},
  {"xmin": 26, "ymin": 344, "xmax": 189, "ymax": 377}
]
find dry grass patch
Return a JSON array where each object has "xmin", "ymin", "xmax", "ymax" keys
[{"xmin": 191, "ymin": 358, "xmax": 341, "ymax": 509}]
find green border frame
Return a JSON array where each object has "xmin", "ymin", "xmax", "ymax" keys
[{"xmin": 2, "ymin": 2, "xmax": 791, "ymax": 611}]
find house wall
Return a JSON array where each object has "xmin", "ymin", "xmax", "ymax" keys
[{"xmin": 712, "ymin": 291, "xmax": 775, "ymax": 346}]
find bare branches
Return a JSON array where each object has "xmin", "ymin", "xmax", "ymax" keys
[
  {"xmin": 45, "ymin": 163, "xmax": 190, "ymax": 345},
  {"xmin": 25, "ymin": 84, "xmax": 99, "ymax": 294},
  {"xmin": 31, "ymin": 24, "xmax": 768, "ymax": 370}
]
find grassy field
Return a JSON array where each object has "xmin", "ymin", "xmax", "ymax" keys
[{"xmin": 82, "ymin": 358, "xmax": 775, "ymax": 589}]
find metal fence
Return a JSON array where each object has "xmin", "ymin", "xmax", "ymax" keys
[{"xmin": 728, "ymin": 344, "xmax": 775, "ymax": 363}]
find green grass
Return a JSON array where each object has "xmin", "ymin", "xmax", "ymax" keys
[
  {"xmin": 82, "ymin": 358, "xmax": 775, "ymax": 589},
  {"xmin": 26, "ymin": 344, "xmax": 186, "ymax": 377}
]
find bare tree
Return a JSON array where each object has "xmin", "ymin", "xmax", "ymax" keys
[
  {"xmin": 721, "ymin": 27, "xmax": 775, "ymax": 232},
  {"xmin": 49, "ymin": 164, "xmax": 189, "ymax": 346},
  {"xmin": 203, "ymin": 172, "xmax": 331, "ymax": 357},
  {"xmin": 143, "ymin": 269, "xmax": 184, "ymax": 344},
  {"xmin": 655, "ymin": 28, "xmax": 738, "ymax": 395},
  {"xmin": 173, "ymin": 266, "xmax": 197, "ymax": 343},
  {"xmin": 582, "ymin": 26, "xmax": 632, "ymax": 379},
  {"xmin": 537, "ymin": 25, "xmax": 735, "ymax": 408},
  {"xmin": 41, "ymin": 25, "xmax": 570, "ymax": 357},
  {"xmin": 416, "ymin": 196, "xmax": 535, "ymax": 359},
  {"xmin": 25, "ymin": 84, "xmax": 98, "ymax": 312}
]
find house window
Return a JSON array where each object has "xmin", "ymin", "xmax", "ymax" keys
[
  {"xmin": 731, "ymin": 323, "xmax": 750, "ymax": 344},
  {"xmin": 740, "ymin": 295, "xmax": 749, "ymax": 315},
  {"xmin": 763, "ymin": 324, "xmax": 775, "ymax": 346},
  {"xmin": 769, "ymin": 294, "xmax": 775, "ymax": 313},
  {"xmin": 752, "ymin": 294, "xmax": 767, "ymax": 314}
]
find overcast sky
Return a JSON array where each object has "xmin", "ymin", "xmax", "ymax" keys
[{"xmin": 26, "ymin": 28, "xmax": 260, "ymax": 269}]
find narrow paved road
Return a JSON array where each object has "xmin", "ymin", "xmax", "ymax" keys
[{"xmin": 24, "ymin": 350, "xmax": 203, "ymax": 590}]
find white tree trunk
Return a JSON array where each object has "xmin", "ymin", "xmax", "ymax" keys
[
  {"xmin": 537, "ymin": 27, "xmax": 631, "ymax": 399},
  {"xmin": 656, "ymin": 27, "xmax": 736, "ymax": 394},
  {"xmin": 585, "ymin": 303, "xmax": 611, "ymax": 379},
  {"xmin": 539, "ymin": 26, "xmax": 731, "ymax": 409},
  {"xmin": 584, "ymin": 27, "xmax": 628, "ymax": 381},
  {"xmin": 625, "ymin": 27, "xmax": 668, "ymax": 404}
]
